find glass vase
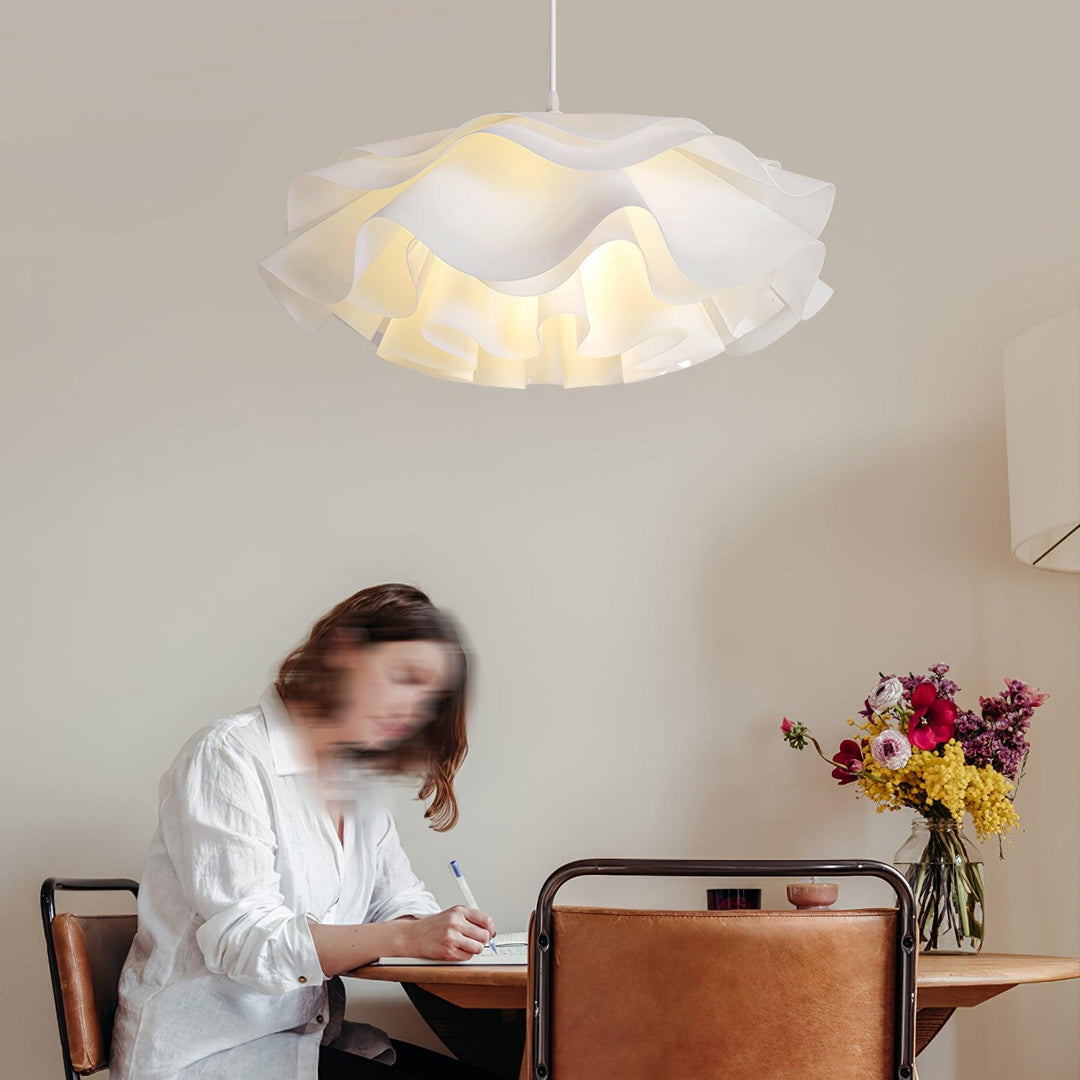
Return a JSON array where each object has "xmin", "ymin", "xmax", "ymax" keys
[{"xmin": 894, "ymin": 817, "xmax": 985, "ymax": 954}]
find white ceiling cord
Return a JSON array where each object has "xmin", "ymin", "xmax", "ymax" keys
[{"xmin": 547, "ymin": 0, "xmax": 560, "ymax": 112}]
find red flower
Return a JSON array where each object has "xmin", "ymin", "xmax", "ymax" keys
[
  {"xmin": 908, "ymin": 682, "xmax": 957, "ymax": 750},
  {"xmin": 781, "ymin": 717, "xmax": 794, "ymax": 735},
  {"xmin": 831, "ymin": 739, "xmax": 864, "ymax": 785}
]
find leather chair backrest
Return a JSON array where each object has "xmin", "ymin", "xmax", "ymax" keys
[
  {"xmin": 523, "ymin": 905, "xmax": 901, "ymax": 1080},
  {"xmin": 51, "ymin": 913, "xmax": 138, "ymax": 1074}
]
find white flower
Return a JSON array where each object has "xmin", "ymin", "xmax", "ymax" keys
[
  {"xmin": 870, "ymin": 729, "xmax": 912, "ymax": 770},
  {"xmin": 867, "ymin": 677, "xmax": 904, "ymax": 713}
]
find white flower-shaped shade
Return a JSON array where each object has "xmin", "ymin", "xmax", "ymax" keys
[{"xmin": 259, "ymin": 112, "xmax": 835, "ymax": 388}]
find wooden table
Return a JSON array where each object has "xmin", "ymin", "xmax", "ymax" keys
[{"xmin": 351, "ymin": 953, "xmax": 1080, "ymax": 1056}]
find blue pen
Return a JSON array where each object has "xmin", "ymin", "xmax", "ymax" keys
[{"xmin": 449, "ymin": 860, "xmax": 497, "ymax": 954}]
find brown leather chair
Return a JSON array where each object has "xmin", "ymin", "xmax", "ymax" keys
[
  {"xmin": 522, "ymin": 859, "xmax": 917, "ymax": 1080},
  {"xmin": 41, "ymin": 878, "xmax": 139, "ymax": 1079}
]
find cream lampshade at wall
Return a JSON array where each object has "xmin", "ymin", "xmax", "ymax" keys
[{"xmin": 1003, "ymin": 308, "xmax": 1080, "ymax": 572}]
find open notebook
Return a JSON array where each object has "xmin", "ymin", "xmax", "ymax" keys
[{"xmin": 374, "ymin": 931, "xmax": 528, "ymax": 965}]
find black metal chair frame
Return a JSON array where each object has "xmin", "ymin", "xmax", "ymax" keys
[
  {"xmin": 40, "ymin": 877, "xmax": 140, "ymax": 1080},
  {"xmin": 530, "ymin": 859, "xmax": 917, "ymax": 1080}
]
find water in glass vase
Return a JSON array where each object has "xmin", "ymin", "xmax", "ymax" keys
[{"xmin": 894, "ymin": 817, "xmax": 985, "ymax": 954}]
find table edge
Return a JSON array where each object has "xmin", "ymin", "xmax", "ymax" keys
[
  {"xmin": 349, "ymin": 954, "xmax": 1080, "ymax": 991},
  {"xmin": 916, "ymin": 954, "xmax": 1080, "ymax": 988}
]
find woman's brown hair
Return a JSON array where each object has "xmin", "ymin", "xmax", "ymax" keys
[{"xmin": 275, "ymin": 583, "xmax": 468, "ymax": 831}]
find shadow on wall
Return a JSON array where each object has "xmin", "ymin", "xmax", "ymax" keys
[
  {"xmin": 699, "ymin": 406, "xmax": 1010, "ymax": 803},
  {"xmin": 696, "ymin": 415, "xmax": 1009, "ymax": 848}
]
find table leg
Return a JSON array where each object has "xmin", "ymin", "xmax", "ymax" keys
[{"xmin": 915, "ymin": 1006, "xmax": 956, "ymax": 1055}]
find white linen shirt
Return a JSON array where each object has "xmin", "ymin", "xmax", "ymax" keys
[{"xmin": 110, "ymin": 685, "xmax": 442, "ymax": 1080}]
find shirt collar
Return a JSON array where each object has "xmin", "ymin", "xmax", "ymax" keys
[{"xmin": 258, "ymin": 683, "xmax": 320, "ymax": 776}]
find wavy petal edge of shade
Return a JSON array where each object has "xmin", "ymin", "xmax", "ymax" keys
[{"xmin": 259, "ymin": 112, "xmax": 835, "ymax": 388}]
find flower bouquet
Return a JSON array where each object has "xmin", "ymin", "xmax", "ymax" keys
[{"xmin": 780, "ymin": 664, "xmax": 1046, "ymax": 953}]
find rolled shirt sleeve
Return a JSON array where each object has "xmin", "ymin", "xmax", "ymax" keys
[
  {"xmin": 159, "ymin": 731, "xmax": 326, "ymax": 995},
  {"xmin": 364, "ymin": 809, "xmax": 442, "ymax": 923}
]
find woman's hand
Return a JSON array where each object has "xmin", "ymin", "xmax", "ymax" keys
[{"xmin": 397, "ymin": 906, "xmax": 497, "ymax": 961}]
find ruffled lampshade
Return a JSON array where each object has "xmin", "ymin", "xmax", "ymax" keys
[{"xmin": 260, "ymin": 111, "xmax": 835, "ymax": 388}]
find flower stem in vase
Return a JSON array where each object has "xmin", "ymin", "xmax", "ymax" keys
[{"xmin": 895, "ymin": 816, "xmax": 985, "ymax": 954}]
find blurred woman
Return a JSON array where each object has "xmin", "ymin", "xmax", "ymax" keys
[{"xmin": 111, "ymin": 584, "xmax": 502, "ymax": 1079}]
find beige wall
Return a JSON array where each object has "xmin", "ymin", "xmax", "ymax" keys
[{"xmin": 4, "ymin": 1, "xmax": 1078, "ymax": 1077}]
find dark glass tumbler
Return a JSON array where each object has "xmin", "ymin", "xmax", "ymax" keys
[{"xmin": 706, "ymin": 887, "xmax": 762, "ymax": 910}]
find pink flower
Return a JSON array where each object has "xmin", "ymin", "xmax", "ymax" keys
[
  {"xmin": 781, "ymin": 717, "xmax": 809, "ymax": 750},
  {"xmin": 908, "ymin": 682, "xmax": 957, "ymax": 750},
  {"xmin": 831, "ymin": 740, "xmax": 864, "ymax": 785},
  {"xmin": 870, "ymin": 729, "xmax": 912, "ymax": 770}
]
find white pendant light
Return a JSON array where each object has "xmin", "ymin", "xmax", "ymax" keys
[{"xmin": 259, "ymin": 1, "xmax": 835, "ymax": 388}]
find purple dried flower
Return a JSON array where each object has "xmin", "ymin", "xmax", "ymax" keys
[
  {"xmin": 956, "ymin": 678, "xmax": 1047, "ymax": 780},
  {"xmin": 899, "ymin": 663, "xmax": 960, "ymax": 704},
  {"xmin": 936, "ymin": 678, "xmax": 960, "ymax": 700},
  {"xmin": 898, "ymin": 673, "xmax": 926, "ymax": 697}
]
